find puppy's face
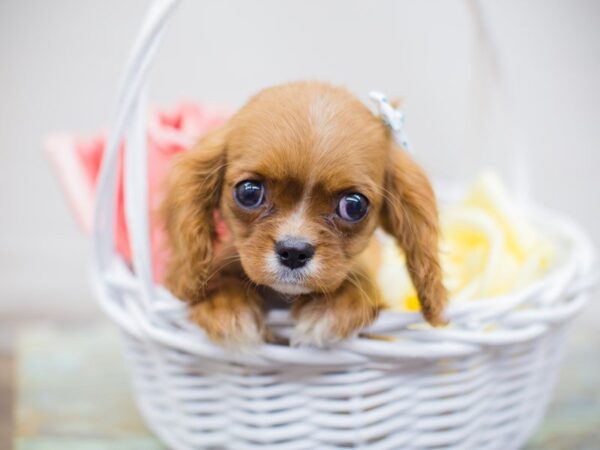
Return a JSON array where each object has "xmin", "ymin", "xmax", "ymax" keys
[
  {"xmin": 220, "ymin": 83, "xmax": 389, "ymax": 295},
  {"xmin": 165, "ymin": 81, "xmax": 445, "ymax": 324}
]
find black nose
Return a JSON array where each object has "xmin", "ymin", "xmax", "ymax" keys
[{"xmin": 275, "ymin": 239, "xmax": 315, "ymax": 269}]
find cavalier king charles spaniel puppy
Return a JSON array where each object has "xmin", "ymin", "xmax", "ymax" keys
[{"xmin": 163, "ymin": 81, "xmax": 446, "ymax": 348}]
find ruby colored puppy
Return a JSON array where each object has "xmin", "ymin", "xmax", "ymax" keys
[{"xmin": 163, "ymin": 81, "xmax": 446, "ymax": 347}]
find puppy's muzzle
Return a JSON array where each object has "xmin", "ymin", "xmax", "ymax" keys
[{"xmin": 275, "ymin": 239, "xmax": 315, "ymax": 270}]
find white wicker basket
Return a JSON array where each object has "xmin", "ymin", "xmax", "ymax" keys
[{"xmin": 92, "ymin": 1, "xmax": 597, "ymax": 449}]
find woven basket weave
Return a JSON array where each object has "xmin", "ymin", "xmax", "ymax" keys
[{"xmin": 91, "ymin": 1, "xmax": 597, "ymax": 449}]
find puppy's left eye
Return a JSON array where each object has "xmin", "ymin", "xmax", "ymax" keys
[
  {"xmin": 337, "ymin": 192, "xmax": 369, "ymax": 222},
  {"xmin": 234, "ymin": 180, "xmax": 265, "ymax": 209}
]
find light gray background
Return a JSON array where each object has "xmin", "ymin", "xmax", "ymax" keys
[{"xmin": 0, "ymin": 0, "xmax": 598, "ymax": 318}]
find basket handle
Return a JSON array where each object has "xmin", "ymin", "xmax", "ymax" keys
[{"xmin": 93, "ymin": 0, "xmax": 180, "ymax": 310}]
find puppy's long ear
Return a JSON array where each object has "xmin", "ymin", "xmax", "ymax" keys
[
  {"xmin": 163, "ymin": 127, "xmax": 228, "ymax": 303},
  {"xmin": 380, "ymin": 146, "xmax": 447, "ymax": 326}
]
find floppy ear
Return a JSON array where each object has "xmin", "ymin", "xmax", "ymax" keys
[
  {"xmin": 380, "ymin": 146, "xmax": 447, "ymax": 326},
  {"xmin": 162, "ymin": 127, "xmax": 227, "ymax": 303}
]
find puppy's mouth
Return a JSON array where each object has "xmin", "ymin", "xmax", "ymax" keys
[
  {"xmin": 262, "ymin": 248, "xmax": 318, "ymax": 296},
  {"xmin": 269, "ymin": 283, "xmax": 312, "ymax": 295},
  {"xmin": 267, "ymin": 262, "xmax": 314, "ymax": 296}
]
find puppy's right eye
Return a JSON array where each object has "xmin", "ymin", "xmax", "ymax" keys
[{"xmin": 234, "ymin": 180, "xmax": 265, "ymax": 209}]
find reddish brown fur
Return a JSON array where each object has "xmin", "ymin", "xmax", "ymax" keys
[{"xmin": 162, "ymin": 81, "xmax": 447, "ymax": 347}]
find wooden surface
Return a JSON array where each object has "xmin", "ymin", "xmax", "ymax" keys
[
  {"xmin": 13, "ymin": 325, "xmax": 163, "ymax": 450},
  {"xmin": 7, "ymin": 314, "xmax": 600, "ymax": 450},
  {"xmin": 1, "ymin": 350, "xmax": 14, "ymax": 450}
]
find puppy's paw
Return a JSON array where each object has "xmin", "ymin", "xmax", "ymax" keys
[
  {"xmin": 291, "ymin": 297, "xmax": 379, "ymax": 349},
  {"xmin": 290, "ymin": 307, "xmax": 342, "ymax": 348},
  {"xmin": 189, "ymin": 289, "xmax": 265, "ymax": 349}
]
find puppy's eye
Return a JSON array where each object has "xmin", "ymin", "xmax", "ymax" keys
[
  {"xmin": 337, "ymin": 192, "xmax": 369, "ymax": 222},
  {"xmin": 234, "ymin": 180, "xmax": 265, "ymax": 209}
]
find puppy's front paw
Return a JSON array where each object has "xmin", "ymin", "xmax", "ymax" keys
[
  {"xmin": 190, "ymin": 288, "xmax": 265, "ymax": 349},
  {"xmin": 291, "ymin": 307, "xmax": 341, "ymax": 348},
  {"xmin": 291, "ymin": 290, "xmax": 379, "ymax": 348}
]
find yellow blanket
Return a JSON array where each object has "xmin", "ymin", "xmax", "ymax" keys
[{"xmin": 379, "ymin": 171, "xmax": 556, "ymax": 311}]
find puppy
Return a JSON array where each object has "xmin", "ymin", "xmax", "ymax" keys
[{"xmin": 162, "ymin": 81, "xmax": 446, "ymax": 347}]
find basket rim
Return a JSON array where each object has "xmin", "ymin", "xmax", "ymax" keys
[{"xmin": 92, "ymin": 205, "xmax": 597, "ymax": 366}]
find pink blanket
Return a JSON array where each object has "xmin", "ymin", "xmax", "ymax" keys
[{"xmin": 45, "ymin": 102, "xmax": 231, "ymax": 281}]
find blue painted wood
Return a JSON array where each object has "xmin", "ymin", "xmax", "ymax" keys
[{"xmin": 14, "ymin": 325, "xmax": 165, "ymax": 450}]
